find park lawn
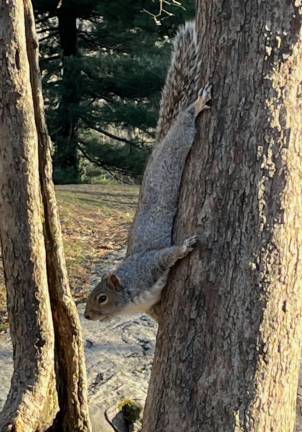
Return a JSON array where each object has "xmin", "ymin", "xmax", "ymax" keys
[{"xmin": 0, "ymin": 184, "xmax": 139, "ymax": 329}]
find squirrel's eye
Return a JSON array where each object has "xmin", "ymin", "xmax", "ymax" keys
[{"xmin": 97, "ymin": 294, "xmax": 108, "ymax": 305}]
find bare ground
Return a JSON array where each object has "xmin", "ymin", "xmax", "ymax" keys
[{"xmin": 0, "ymin": 184, "xmax": 157, "ymax": 432}]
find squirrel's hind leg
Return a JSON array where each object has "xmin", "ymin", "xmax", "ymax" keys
[
  {"xmin": 195, "ymin": 82, "xmax": 212, "ymax": 117},
  {"xmin": 182, "ymin": 235, "xmax": 199, "ymax": 252}
]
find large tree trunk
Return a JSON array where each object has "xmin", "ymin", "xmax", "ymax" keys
[
  {"xmin": 143, "ymin": 1, "xmax": 302, "ymax": 431},
  {"xmin": 0, "ymin": 1, "xmax": 91, "ymax": 430}
]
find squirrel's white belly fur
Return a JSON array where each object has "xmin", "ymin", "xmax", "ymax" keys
[{"xmin": 124, "ymin": 271, "xmax": 169, "ymax": 314}]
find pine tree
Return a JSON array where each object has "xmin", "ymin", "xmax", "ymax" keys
[{"xmin": 33, "ymin": 0, "xmax": 195, "ymax": 182}]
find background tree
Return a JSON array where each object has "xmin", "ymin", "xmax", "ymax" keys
[
  {"xmin": 0, "ymin": 1, "xmax": 91, "ymax": 430},
  {"xmin": 32, "ymin": 0, "xmax": 194, "ymax": 182},
  {"xmin": 143, "ymin": 1, "xmax": 302, "ymax": 431}
]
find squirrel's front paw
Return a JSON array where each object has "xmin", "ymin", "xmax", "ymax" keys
[{"xmin": 183, "ymin": 235, "xmax": 199, "ymax": 252}]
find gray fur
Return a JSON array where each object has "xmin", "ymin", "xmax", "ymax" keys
[
  {"xmin": 127, "ymin": 105, "xmax": 196, "ymax": 255},
  {"xmin": 84, "ymin": 22, "xmax": 211, "ymax": 322},
  {"xmin": 156, "ymin": 21, "xmax": 201, "ymax": 141},
  {"xmin": 127, "ymin": 22, "xmax": 201, "ymax": 256},
  {"xmin": 85, "ymin": 239, "xmax": 198, "ymax": 321}
]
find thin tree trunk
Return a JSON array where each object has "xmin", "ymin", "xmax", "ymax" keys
[
  {"xmin": 0, "ymin": 2, "xmax": 58, "ymax": 430},
  {"xmin": 143, "ymin": 1, "xmax": 302, "ymax": 431},
  {"xmin": 55, "ymin": 6, "xmax": 80, "ymax": 182},
  {"xmin": 24, "ymin": 2, "xmax": 91, "ymax": 430},
  {"xmin": 0, "ymin": 1, "xmax": 91, "ymax": 430}
]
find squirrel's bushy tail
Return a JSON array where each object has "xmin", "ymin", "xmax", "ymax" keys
[{"xmin": 156, "ymin": 21, "xmax": 200, "ymax": 141}]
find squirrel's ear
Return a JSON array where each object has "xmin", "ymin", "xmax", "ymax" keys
[{"xmin": 107, "ymin": 273, "xmax": 122, "ymax": 291}]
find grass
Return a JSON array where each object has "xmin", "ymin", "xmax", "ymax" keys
[{"xmin": 0, "ymin": 184, "xmax": 139, "ymax": 328}]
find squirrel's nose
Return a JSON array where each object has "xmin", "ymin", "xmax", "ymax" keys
[{"xmin": 84, "ymin": 310, "xmax": 92, "ymax": 320}]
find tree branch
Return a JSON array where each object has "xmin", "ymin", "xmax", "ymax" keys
[
  {"xmin": 85, "ymin": 124, "xmax": 150, "ymax": 149},
  {"xmin": 78, "ymin": 141, "xmax": 133, "ymax": 183}
]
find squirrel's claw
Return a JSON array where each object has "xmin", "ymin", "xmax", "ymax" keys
[
  {"xmin": 195, "ymin": 82, "xmax": 212, "ymax": 116},
  {"xmin": 183, "ymin": 235, "xmax": 199, "ymax": 252},
  {"xmin": 199, "ymin": 82, "xmax": 212, "ymax": 102}
]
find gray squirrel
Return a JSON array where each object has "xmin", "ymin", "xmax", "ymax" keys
[{"xmin": 84, "ymin": 22, "xmax": 211, "ymax": 322}]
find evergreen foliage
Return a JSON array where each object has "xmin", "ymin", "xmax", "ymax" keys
[{"xmin": 33, "ymin": 0, "xmax": 195, "ymax": 183}]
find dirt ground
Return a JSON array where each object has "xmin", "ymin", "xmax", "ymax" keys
[{"xmin": 0, "ymin": 184, "xmax": 157, "ymax": 432}]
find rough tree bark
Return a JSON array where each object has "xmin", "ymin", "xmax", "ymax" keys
[
  {"xmin": 24, "ymin": 1, "xmax": 91, "ymax": 430},
  {"xmin": 0, "ymin": 1, "xmax": 91, "ymax": 431},
  {"xmin": 0, "ymin": 1, "xmax": 58, "ymax": 430},
  {"xmin": 143, "ymin": 1, "xmax": 302, "ymax": 432},
  {"xmin": 296, "ymin": 368, "xmax": 302, "ymax": 431}
]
